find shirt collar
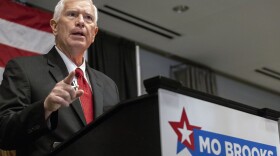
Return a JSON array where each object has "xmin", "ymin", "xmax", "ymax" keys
[{"xmin": 55, "ymin": 46, "xmax": 86, "ymax": 74}]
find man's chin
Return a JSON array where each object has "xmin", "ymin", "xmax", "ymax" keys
[{"xmin": 69, "ymin": 42, "xmax": 87, "ymax": 49}]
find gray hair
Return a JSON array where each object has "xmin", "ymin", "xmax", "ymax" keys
[{"xmin": 52, "ymin": 0, "xmax": 98, "ymax": 24}]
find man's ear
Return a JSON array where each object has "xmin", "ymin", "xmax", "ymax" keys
[
  {"xmin": 94, "ymin": 27, "xmax": 99, "ymax": 35},
  {"xmin": 50, "ymin": 19, "xmax": 58, "ymax": 35}
]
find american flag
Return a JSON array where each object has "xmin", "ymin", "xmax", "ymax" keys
[{"xmin": 0, "ymin": 0, "xmax": 54, "ymax": 83}]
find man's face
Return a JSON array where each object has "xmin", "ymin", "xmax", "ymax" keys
[{"xmin": 51, "ymin": 0, "xmax": 98, "ymax": 55}]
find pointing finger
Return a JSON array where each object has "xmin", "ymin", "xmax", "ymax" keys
[{"xmin": 64, "ymin": 71, "xmax": 75, "ymax": 85}]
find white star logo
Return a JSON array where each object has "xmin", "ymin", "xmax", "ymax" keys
[{"xmin": 179, "ymin": 121, "xmax": 193, "ymax": 144}]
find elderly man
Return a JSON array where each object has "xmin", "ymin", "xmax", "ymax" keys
[{"xmin": 0, "ymin": 0, "xmax": 120, "ymax": 155}]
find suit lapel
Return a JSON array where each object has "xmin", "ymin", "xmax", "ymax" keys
[
  {"xmin": 46, "ymin": 47, "xmax": 87, "ymax": 126},
  {"xmin": 86, "ymin": 64, "xmax": 104, "ymax": 118},
  {"xmin": 46, "ymin": 47, "xmax": 68, "ymax": 82},
  {"xmin": 71, "ymin": 99, "xmax": 87, "ymax": 125}
]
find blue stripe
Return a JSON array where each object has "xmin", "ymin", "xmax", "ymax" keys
[{"xmin": 191, "ymin": 129, "xmax": 277, "ymax": 156}]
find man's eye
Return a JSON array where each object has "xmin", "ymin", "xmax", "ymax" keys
[
  {"xmin": 85, "ymin": 15, "xmax": 93, "ymax": 22},
  {"xmin": 68, "ymin": 12, "xmax": 77, "ymax": 17}
]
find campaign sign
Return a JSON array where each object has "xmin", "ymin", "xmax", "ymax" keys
[{"xmin": 158, "ymin": 89, "xmax": 280, "ymax": 156}]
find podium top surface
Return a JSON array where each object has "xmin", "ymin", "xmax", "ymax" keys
[{"xmin": 144, "ymin": 76, "xmax": 280, "ymax": 121}]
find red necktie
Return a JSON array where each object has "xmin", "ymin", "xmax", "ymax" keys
[{"xmin": 75, "ymin": 68, "xmax": 94, "ymax": 124}]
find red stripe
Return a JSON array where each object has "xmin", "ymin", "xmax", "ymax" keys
[
  {"xmin": 0, "ymin": 43, "xmax": 39, "ymax": 67},
  {"xmin": 0, "ymin": 0, "xmax": 53, "ymax": 33}
]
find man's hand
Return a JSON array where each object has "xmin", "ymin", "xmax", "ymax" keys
[{"xmin": 44, "ymin": 71, "xmax": 83, "ymax": 119}]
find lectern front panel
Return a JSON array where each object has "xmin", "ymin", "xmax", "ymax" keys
[{"xmin": 158, "ymin": 89, "xmax": 280, "ymax": 156}]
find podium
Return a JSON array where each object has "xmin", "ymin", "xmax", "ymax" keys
[{"xmin": 50, "ymin": 76, "xmax": 280, "ymax": 156}]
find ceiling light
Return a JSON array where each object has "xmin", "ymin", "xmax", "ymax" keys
[{"xmin": 173, "ymin": 5, "xmax": 189, "ymax": 13}]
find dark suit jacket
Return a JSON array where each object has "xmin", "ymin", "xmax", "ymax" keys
[{"xmin": 0, "ymin": 47, "xmax": 120, "ymax": 156}]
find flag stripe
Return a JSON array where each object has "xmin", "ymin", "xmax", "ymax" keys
[
  {"xmin": 0, "ymin": 19, "xmax": 54, "ymax": 54},
  {"xmin": 0, "ymin": 0, "xmax": 54, "ymax": 84},
  {"xmin": 0, "ymin": 43, "xmax": 39, "ymax": 67},
  {"xmin": 0, "ymin": 0, "xmax": 53, "ymax": 33}
]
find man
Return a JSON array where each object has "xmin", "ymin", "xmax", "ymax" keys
[{"xmin": 0, "ymin": 0, "xmax": 120, "ymax": 155}]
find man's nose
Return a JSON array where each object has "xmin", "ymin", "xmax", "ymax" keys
[{"xmin": 76, "ymin": 14, "xmax": 85, "ymax": 27}]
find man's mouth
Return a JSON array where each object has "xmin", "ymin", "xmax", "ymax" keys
[{"xmin": 72, "ymin": 32, "xmax": 85, "ymax": 36}]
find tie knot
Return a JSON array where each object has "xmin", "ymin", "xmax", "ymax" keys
[{"xmin": 75, "ymin": 68, "xmax": 84, "ymax": 78}]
